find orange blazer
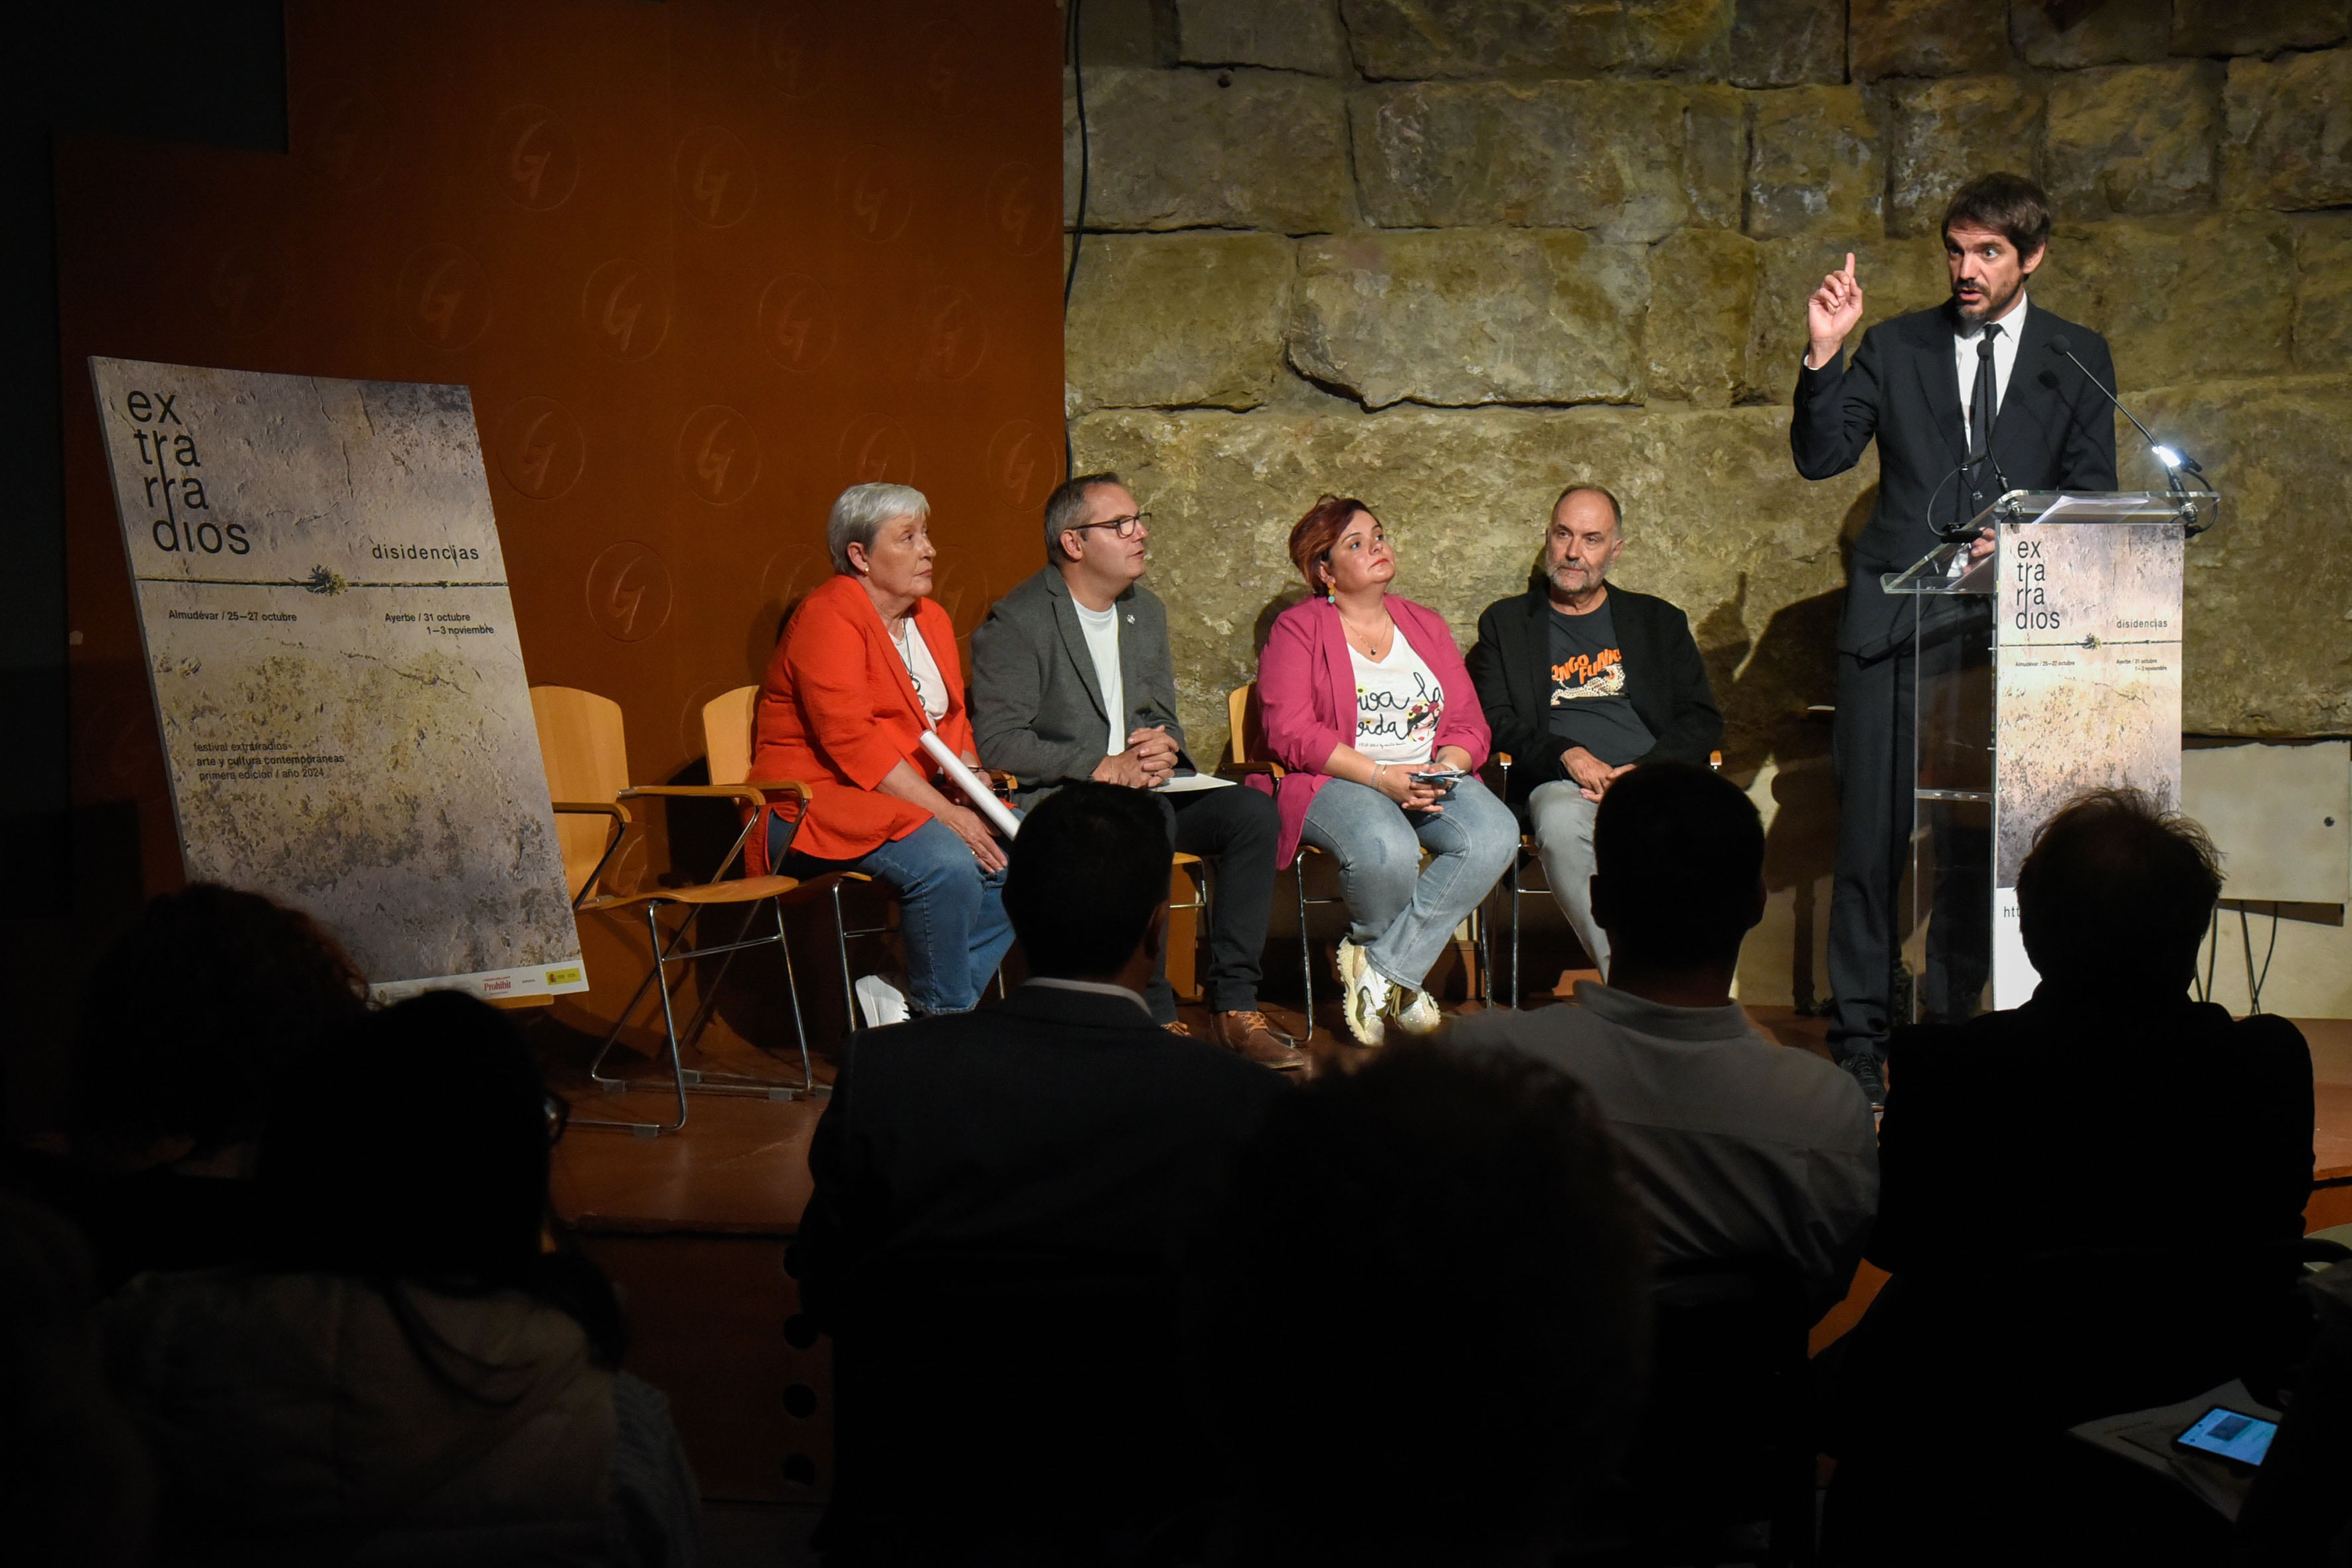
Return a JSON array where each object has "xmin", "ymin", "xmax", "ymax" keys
[{"xmin": 748, "ymin": 572, "xmax": 977, "ymax": 870}]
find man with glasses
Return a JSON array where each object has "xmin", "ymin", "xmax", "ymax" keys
[{"xmin": 972, "ymin": 473, "xmax": 1303, "ymax": 1068}]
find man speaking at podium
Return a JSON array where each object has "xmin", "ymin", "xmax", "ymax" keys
[{"xmin": 1791, "ymin": 173, "xmax": 2118, "ymax": 1105}]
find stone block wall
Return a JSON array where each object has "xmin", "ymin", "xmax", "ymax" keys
[{"xmin": 1063, "ymin": 0, "xmax": 2352, "ymax": 998}]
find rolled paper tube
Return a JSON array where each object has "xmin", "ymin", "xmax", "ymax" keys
[{"xmin": 918, "ymin": 730, "xmax": 1020, "ymax": 839}]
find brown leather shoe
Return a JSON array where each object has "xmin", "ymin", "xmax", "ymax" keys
[{"xmin": 1208, "ymin": 1010, "xmax": 1309, "ymax": 1071}]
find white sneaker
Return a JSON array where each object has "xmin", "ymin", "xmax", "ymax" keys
[
  {"xmin": 1336, "ymin": 939, "xmax": 1389, "ymax": 1048},
  {"xmin": 1390, "ymin": 986, "xmax": 1443, "ymax": 1036},
  {"xmin": 853, "ymin": 972, "xmax": 910, "ymax": 1029}
]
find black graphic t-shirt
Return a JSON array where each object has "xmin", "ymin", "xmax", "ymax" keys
[{"xmin": 1546, "ymin": 597, "xmax": 1655, "ymax": 767}]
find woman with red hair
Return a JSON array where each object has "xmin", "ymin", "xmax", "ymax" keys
[{"xmin": 1255, "ymin": 497, "xmax": 1515, "ymax": 1046}]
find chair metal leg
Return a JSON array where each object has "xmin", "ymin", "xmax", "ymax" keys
[
  {"xmin": 670, "ymin": 897, "xmax": 818, "ymax": 1099},
  {"xmin": 1294, "ymin": 856, "xmax": 1314, "ymax": 1042},
  {"xmin": 574, "ymin": 901, "xmax": 692, "ymax": 1137},
  {"xmin": 1477, "ymin": 882, "xmax": 1494, "ymax": 1006},
  {"xmin": 831, "ymin": 880, "xmax": 857, "ymax": 1027},
  {"xmin": 1509, "ymin": 848, "xmax": 1524, "ymax": 1010},
  {"xmin": 585, "ymin": 900, "xmax": 709, "ymax": 1089}
]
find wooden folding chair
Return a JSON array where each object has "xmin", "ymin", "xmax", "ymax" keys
[
  {"xmin": 531, "ymin": 685, "xmax": 819, "ymax": 1135},
  {"xmin": 703, "ymin": 686, "xmax": 1029, "ymax": 1028}
]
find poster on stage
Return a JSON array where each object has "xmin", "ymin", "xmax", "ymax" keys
[
  {"xmin": 1990, "ymin": 511, "xmax": 2185, "ymax": 1006},
  {"xmin": 89, "ymin": 356, "xmax": 586, "ymax": 1004}
]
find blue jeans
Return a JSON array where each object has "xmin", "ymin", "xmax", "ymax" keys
[
  {"xmin": 1299, "ymin": 777, "xmax": 1517, "ymax": 992},
  {"xmin": 778, "ymin": 816, "xmax": 1014, "ymax": 1015}
]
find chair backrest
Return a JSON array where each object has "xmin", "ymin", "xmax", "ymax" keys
[
  {"xmin": 1618, "ymin": 1255, "xmax": 1813, "ymax": 1543},
  {"xmin": 1226, "ymin": 682, "xmax": 1262, "ymax": 768},
  {"xmin": 702, "ymin": 685, "xmax": 758, "ymax": 787},
  {"xmin": 530, "ymin": 685, "xmax": 629, "ymax": 900}
]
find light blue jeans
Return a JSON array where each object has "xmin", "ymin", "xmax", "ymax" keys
[
  {"xmin": 1299, "ymin": 776, "xmax": 1518, "ymax": 992},
  {"xmin": 1527, "ymin": 779, "xmax": 1610, "ymax": 974},
  {"xmin": 780, "ymin": 817, "xmax": 1014, "ymax": 1016}
]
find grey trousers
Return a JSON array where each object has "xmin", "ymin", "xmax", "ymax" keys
[{"xmin": 1527, "ymin": 779, "xmax": 1609, "ymax": 975}]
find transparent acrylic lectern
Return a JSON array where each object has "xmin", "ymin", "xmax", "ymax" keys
[{"xmin": 1881, "ymin": 490, "xmax": 2214, "ymax": 1022}]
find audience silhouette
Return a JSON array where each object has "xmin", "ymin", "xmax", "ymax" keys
[
  {"xmin": 1188, "ymin": 1043, "xmax": 1651, "ymax": 1567},
  {"xmin": 1453, "ymin": 761, "xmax": 1878, "ymax": 1317},
  {"xmin": 1825, "ymin": 789, "xmax": 2315, "ymax": 1564},
  {"xmin": 8, "ymin": 769, "xmax": 2335, "ymax": 1568},
  {"xmin": 1, "ymin": 884, "xmax": 368, "ymax": 1290},
  {"xmin": 101, "ymin": 991, "xmax": 699, "ymax": 1567},
  {"xmin": 796, "ymin": 781, "xmax": 1290, "ymax": 1563}
]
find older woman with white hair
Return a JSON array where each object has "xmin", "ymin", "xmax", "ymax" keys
[{"xmin": 748, "ymin": 483, "xmax": 1013, "ymax": 1019}]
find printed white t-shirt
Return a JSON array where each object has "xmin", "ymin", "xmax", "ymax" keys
[
  {"xmin": 1350, "ymin": 633, "xmax": 1443, "ymax": 765},
  {"xmin": 1074, "ymin": 600, "xmax": 1126, "ymax": 757},
  {"xmin": 889, "ymin": 615, "xmax": 950, "ymax": 725}
]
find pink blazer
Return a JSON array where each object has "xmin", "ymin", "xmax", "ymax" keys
[{"xmin": 1252, "ymin": 594, "xmax": 1491, "ymax": 868}]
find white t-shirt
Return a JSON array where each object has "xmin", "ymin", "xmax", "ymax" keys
[
  {"xmin": 1074, "ymin": 599, "xmax": 1125, "ymax": 757},
  {"xmin": 1350, "ymin": 633, "xmax": 1443, "ymax": 765},
  {"xmin": 889, "ymin": 615, "xmax": 950, "ymax": 725}
]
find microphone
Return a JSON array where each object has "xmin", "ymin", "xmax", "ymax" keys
[{"xmin": 2046, "ymin": 333, "xmax": 2207, "ymax": 500}]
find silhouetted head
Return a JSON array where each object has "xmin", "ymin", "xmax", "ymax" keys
[
  {"xmin": 1592, "ymin": 762, "xmax": 1767, "ymax": 973},
  {"xmin": 260, "ymin": 991, "xmax": 550, "ymax": 1283},
  {"xmin": 1191, "ymin": 1044, "xmax": 1650, "ymax": 1565},
  {"xmin": 257, "ymin": 990, "xmax": 626, "ymax": 1368},
  {"xmin": 1003, "ymin": 782, "xmax": 1171, "ymax": 980},
  {"xmin": 2017, "ymin": 788, "xmax": 2222, "ymax": 999},
  {"xmin": 71, "ymin": 884, "xmax": 368, "ymax": 1168}
]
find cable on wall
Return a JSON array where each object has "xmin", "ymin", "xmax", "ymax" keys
[
  {"xmin": 1063, "ymin": 0, "xmax": 1090, "ymax": 316},
  {"xmin": 1062, "ymin": 0, "xmax": 1089, "ymax": 476}
]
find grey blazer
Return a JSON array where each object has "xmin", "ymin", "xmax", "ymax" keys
[{"xmin": 969, "ymin": 566, "xmax": 1191, "ymax": 809}]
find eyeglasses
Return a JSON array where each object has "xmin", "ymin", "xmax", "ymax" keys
[{"xmin": 1066, "ymin": 512, "xmax": 1151, "ymax": 540}]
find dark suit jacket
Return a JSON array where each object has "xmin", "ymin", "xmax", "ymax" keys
[
  {"xmin": 1466, "ymin": 583, "xmax": 1722, "ymax": 808},
  {"xmin": 1867, "ymin": 994, "xmax": 2313, "ymax": 1280},
  {"xmin": 1792, "ymin": 301, "xmax": 2120, "ymax": 658},
  {"xmin": 970, "ymin": 566, "xmax": 1191, "ymax": 809},
  {"xmin": 794, "ymin": 983, "xmax": 1286, "ymax": 1331},
  {"xmin": 1834, "ymin": 994, "xmax": 2315, "ymax": 1470}
]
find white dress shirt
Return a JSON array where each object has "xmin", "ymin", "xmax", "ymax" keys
[
  {"xmin": 1023, "ymin": 976, "xmax": 1154, "ymax": 1018},
  {"xmin": 1954, "ymin": 292, "xmax": 2029, "ymax": 450},
  {"xmin": 1450, "ymin": 980, "xmax": 1880, "ymax": 1311}
]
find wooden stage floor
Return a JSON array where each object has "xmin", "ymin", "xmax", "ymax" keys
[{"xmin": 544, "ymin": 998, "xmax": 2352, "ymax": 1502}]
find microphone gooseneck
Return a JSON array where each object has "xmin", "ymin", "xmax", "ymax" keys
[{"xmin": 2046, "ymin": 333, "xmax": 2206, "ymax": 496}]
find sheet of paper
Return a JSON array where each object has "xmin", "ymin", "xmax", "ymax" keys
[{"xmin": 1153, "ymin": 773, "xmax": 1237, "ymax": 792}]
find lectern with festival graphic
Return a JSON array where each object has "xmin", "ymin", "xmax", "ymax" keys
[{"xmin": 1883, "ymin": 490, "xmax": 2214, "ymax": 1020}]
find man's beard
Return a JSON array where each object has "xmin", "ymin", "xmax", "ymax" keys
[
  {"xmin": 1551, "ymin": 562, "xmax": 1602, "ymax": 595},
  {"xmin": 1952, "ymin": 275, "xmax": 2020, "ymax": 327}
]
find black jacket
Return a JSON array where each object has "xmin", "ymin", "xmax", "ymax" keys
[
  {"xmin": 1792, "ymin": 300, "xmax": 2119, "ymax": 658},
  {"xmin": 794, "ymin": 983, "xmax": 1286, "ymax": 1331},
  {"xmin": 1466, "ymin": 582, "xmax": 1722, "ymax": 809}
]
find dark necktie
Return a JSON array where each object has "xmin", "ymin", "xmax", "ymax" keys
[{"xmin": 1968, "ymin": 322, "xmax": 2003, "ymax": 466}]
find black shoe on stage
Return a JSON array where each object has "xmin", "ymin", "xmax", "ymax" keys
[{"xmin": 1841, "ymin": 1053, "xmax": 1887, "ymax": 1111}]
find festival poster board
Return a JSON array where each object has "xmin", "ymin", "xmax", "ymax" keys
[
  {"xmin": 1990, "ymin": 506, "xmax": 2185, "ymax": 1006},
  {"xmin": 88, "ymin": 356, "xmax": 586, "ymax": 1004}
]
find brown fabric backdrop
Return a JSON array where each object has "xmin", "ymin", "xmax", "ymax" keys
[{"xmin": 56, "ymin": 0, "xmax": 1064, "ymax": 1036}]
